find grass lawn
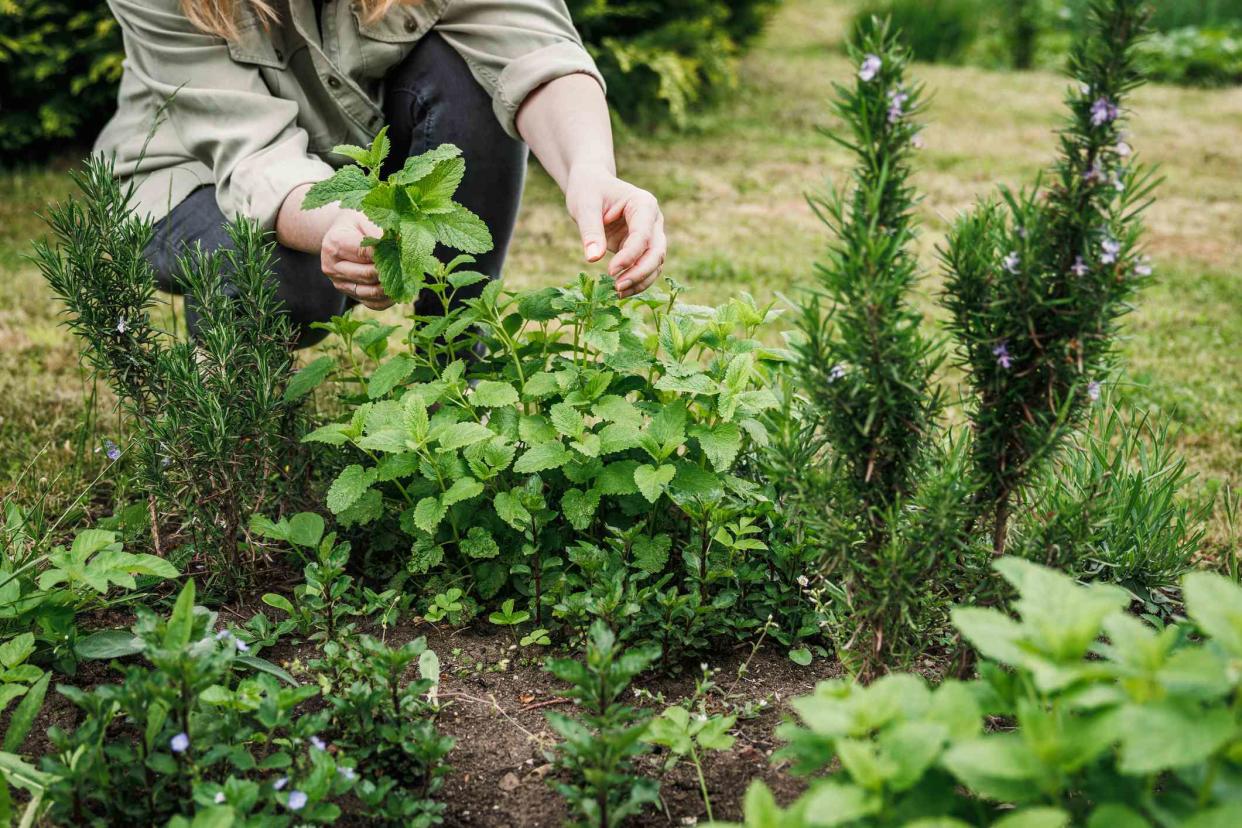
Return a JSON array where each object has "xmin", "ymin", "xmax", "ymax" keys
[{"xmin": 2, "ymin": 0, "xmax": 1239, "ymax": 551}]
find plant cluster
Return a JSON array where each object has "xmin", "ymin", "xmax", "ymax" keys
[
  {"xmin": 717, "ymin": 558, "xmax": 1242, "ymax": 827},
  {"xmin": 771, "ymin": 0, "xmax": 1204, "ymax": 675},
  {"xmin": 296, "ymin": 136, "xmax": 817, "ymax": 661},
  {"xmin": 5, "ymin": 581, "xmax": 350, "ymax": 826},
  {"xmin": 544, "ymin": 621, "xmax": 661, "ymax": 827},
  {"xmin": 1, "ymin": 518, "xmax": 178, "ymax": 673},
  {"xmin": 35, "ymin": 159, "xmax": 303, "ymax": 594}
]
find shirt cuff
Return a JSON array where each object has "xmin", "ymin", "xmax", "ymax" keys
[
  {"xmin": 232, "ymin": 152, "xmax": 337, "ymax": 232},
  {"xmin": 494, "ymin": 40, "xmax": 606, "ymax": 139}
]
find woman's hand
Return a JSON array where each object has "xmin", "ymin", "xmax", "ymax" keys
[
  {"xmin": 319, "ymin": 211, "xmax": 394, "ymax": 311},
  {"xmin": 566, "ymin": 166, "xmax": 666, "ymax": 299}
]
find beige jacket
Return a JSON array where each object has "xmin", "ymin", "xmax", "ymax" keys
[{"xmin": 95, "ymin": 0, "xmax": 602, "ymax": 229}]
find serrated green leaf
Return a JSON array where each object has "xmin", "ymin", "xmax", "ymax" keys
[
  {"xmin": 561, "ymin": 488, "xmax": 600, "ymax": 531},
  {"xmin": 472, "ymin": 381, "xmax": 519, "ymax": 408},
  {"xmin": 284, "ymin": 356, "xmax": 335, "ymax": 402},
  {"xmin": 634, "ymin": 464, "xmax": 676, "ymax": 503},
  {"xmin": 413, "ymin": 496, "xmax": 448, "ymax": 534},
  {"xmin": 550, "ymin": 402, "xmax": 585, "ymax": 438},
  {"xmin": 495, "ymin": 490, "xmax": 532, "ymax": 531},
  {"xmin": 514, "ymin": 442, "xmax": 572, "ymax": 474},
  {"xmin": 461, "ymin": 526, "xmax": 500, "ymax": 559},
  {"xmin": 442, "ymin": 477, "xmax": 484, "ymax": 506},
  {"xmin": 367, "ymin": 355, "xmax": 416, "ymax": 399},
  {"xmin": 327, "ymin": 464, "xmax": 376, "ymax": 515},
  {"xmin": 303, "ymin": 166, "xmax": 373, "ymax": 211},
  {"xmin": 432, "ymin": 205, "xmax": 493, "ymax": 254},
  {"xmin": 632, "ymin": 534, "xmax": 671, "ymax": 574},
  {"xmin": 690, "ymin": 422, "xmax": 743, "ymax": 471},
  {"xmin": 597, "ymin": 460, "xmax": 641, "ymax": 495},
  {"xmin": 436, "ymin": 422, "xmax": 494, "ymax": 451}
]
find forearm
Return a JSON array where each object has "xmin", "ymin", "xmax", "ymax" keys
[
  {"xmin": 515, "ymin": 73, "xmax": 615, "ymax": 188},
  {"xmin": 276, "ymin": 183, "xmax": 348, "ymax": 254}
]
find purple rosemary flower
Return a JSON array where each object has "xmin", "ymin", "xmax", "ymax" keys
[
  {"xmin": 103, "ymin": 440, "xmax": 121, "ymax": 461},
  {"xmin": 116, "ymin": 316, "xmax": 127, "ymax": 335},
  {"xmin": 310, "ymin": 736, "xmax": 327, "ymax": 752},
  {"xmin": 911, "ymin": 132, "xmax": 925, "ymax": 150},
  {"xmin": 170, "ymin": 732, "xmax": 190, "ymax": 753},
  {"xmin": 1090, "ymin": 97, "xmax": 1119, "ymax": 127},
  {"xmin": 1100, "ymin": 237, "xmax": 1121, "ymax": 265},
  {"xmin": 1070, "ymin": 256, "xmax": 1089, "ymax": 277},
  {"xmin": 1112, "ymin": 173, "xmax": 1125, "ymax": 192},
  {"xmin": 887, "ymin": 89, "xmax": 909, "ymax": 124},
  {"xmin": 286, "ymin": 790, "xmax": 308, "ymax": 811},
  {"xmin": 1083, "ymin": 161, "xmax": 1104, "ymax": 185},
  {"xmin": 859, "ymin": 54, "xmax": 882, "ymax": 82},
  {"xmin": 273, "ymin": 777, "xmax": 289, "ymax": 791},
  {"xmin": 993, "ymin": 342, "xmax": 1013, "ymax": 370},
  {"xmin": 1002, "ymin": 252, "xmax": 1021, "ymax": 274},
  {"xmin": 1079, "ymin": 81, "xmax": 1091, "ymax": 95},
  {"xmin": 1116, "ymin": 140, "xmax": 1133, "ymax": 158},
  {"xmin": 1134, "ymin": 258, "xmax": 1153, "ymax": 277},
  {"xmin": 828, "ymin": 364, "xmax": 847, "ymax": 382},
  {"xmin": 1087, "ymin": 380, "xmax": 1102, "ymax": 402}
]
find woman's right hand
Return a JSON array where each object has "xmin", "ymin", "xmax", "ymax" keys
[{"xmin": 320, "ymin": 211, "xmax": 394, "ymax": 311}]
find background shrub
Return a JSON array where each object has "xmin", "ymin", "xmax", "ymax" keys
[
  {"xmin": 0, "ymin": 0, "xmax": 781, "ymax": 157},
  {"xmin": 852, "ymin": 0, "xmax": 982, "ymax": 64}
]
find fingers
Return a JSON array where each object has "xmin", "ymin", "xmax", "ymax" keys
[
  {"xmin": 570, "ymin": 193, "xmax": 608, "ymax": 264},
  {"xmin": 608, "ymin": 194, "xmax": 661, "ymax": 279},
  {"xmin": 323, "ymin": 223, "xmax": 375, "ymax": 265},
  {"xmin": 616, "ymin": 214, "xmax": 666, "ymax": 298},
  {"xmin": 329, "ymin": 260, "xmax": 379, "ymax": 286},
  {"xmin": 332, "ymin": 278, "xmax": 391, "ymax": 306}
]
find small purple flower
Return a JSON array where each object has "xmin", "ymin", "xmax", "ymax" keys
[
  {"xmin": 887, "ymin": 89, "xmax": 909, "ymax": 124},
  {"xmin": 911, "ymin": 133, "xmax": 925, "ymax": 150},
  {"xmin": 104, "ymin": 440, "xmax": 121, "ymax": 462},
  {"xmin": 1087, "ymin": 380, "xmax": 1102, "ymax": 402},
  {"xmin": 116, "ymin": 316, "xmax": 127, "ymax": 335},
  {"xmin": 1116, "ymin": 140, "xmax": 1133, "ymax": 158},
  {"xmin": 1079, "ymin": 81, "xmax": 1091, "ymax": 95},
  {"xmin": 1112, "ymin": 173, "xmax": 1125, "ymax": 193},
  {"xmin": 273, "ymin": 777, "xmax": 289, "ymax": 791},
  {"xmin": 859, "ymin": 54, "xmax": 882, "ymax": 82},
  {"xmin": 828, "ymin": 364, "xmax": 847, "ymax": 382},
  {"xmin": 1070, "ymin": 256, "xmax": 1089, "ymax": 277},
  {"xmin": 338, "ymin": 766, "xmax": 357, "ymax": 781},
  {"xmin": 170, "ymin": 732, "xmax": 190, "ymax": 753},
  {"xmin": 1134, "ymin": 258, "xmax": 1153, "ymax": 277},
  {"xmin": 286, "ymin": 790, "xmax": 308, "ymax": 811},
  {"xmin": 1090, "ymin": 97, "xmax": 1119, "ymax": 127},
  {"xmin": 1083, "ymin": 161, "xmax": 1104, "ymax": 185},
  {"xmin": 310, "ymin": 736, "xmax": 327, "ymax": 752},
  {"xmin": 1002, "ymin": 252, "xmax": 1021, "ymax": 274},
  {"xmin": 993, "ymin": 342, "xmax": 1013, "ymax": 370},
  {"xmin": 1100, "ymin": 237, "xmax": 1121, "ymax": 265}
]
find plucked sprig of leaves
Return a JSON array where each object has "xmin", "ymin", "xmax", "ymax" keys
[
  {"xmin": 941, "ymin": 0, "xmax": 1156, "ymax": 554},
  {"xmin": 304, "ymin": 129, "xmax": 493, "ymax": 303}
]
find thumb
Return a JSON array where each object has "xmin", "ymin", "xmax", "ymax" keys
[{"xmin": 572, "ymin": 198, "xmax": 607, "ymax": 264}]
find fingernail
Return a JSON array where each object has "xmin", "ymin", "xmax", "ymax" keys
[
  {"xmin": 586, "ymin": 243, "xmax": 602, "ymax": 259},
  {"xmin": 617, "ymin": 280, "xmax": 631, "ymax": 292}
]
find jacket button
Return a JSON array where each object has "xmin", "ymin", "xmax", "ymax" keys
[
  {"xmin": 327, "ymin": 76, "xmax": 340, "ymax": 88},
  {"xmin": 404, "ymin": 17, "xmax": 418, "ymax": 33}
]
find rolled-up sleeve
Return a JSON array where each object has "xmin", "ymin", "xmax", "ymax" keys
[
  {"xmin": 107, "ymin": 0, "xmax": 334, "ymax": 229},
  {"xmin": 434, "ymin": 0, "xmax": 606, "ymax": 139}
]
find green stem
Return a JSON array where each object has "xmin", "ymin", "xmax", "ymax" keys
[{"xmin": 689, "ymin": 744, "xmax": 713, "ymax": 823}]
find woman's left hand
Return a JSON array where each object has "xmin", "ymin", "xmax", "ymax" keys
[{"xmin": 565, "ymin": 166, "xmax": 667, "ymax": 299}]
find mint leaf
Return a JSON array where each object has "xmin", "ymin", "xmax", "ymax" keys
[
  {"xmin": 461, "ymin": 526, "xmax": 500, "ymax": 560},
  {"xmin": 442, "ymin": 477, "xmax": 484, "ymax": 506},
  {"xmin": 413, "ymin": 496, "xmax": 448, "ymax": 534},
  {"xmin": 304, "ymin": 166, "xmax": 373, "ymax": 211},
  {"xmin": 327, "ymin": 465, "xmax": 376, "ymax": 515},
  {"xmin": 472, "ymin": 380, "xmax": 520, "ymax": 408},
  {"xmin": 284, "ymin": 356, "xmax": 334, "ymax": 403},
  {"xmin": 561, "ymin": 488, "xmax": 600, "ymax": 531},
  {"xmin": 514, "ymin": 442, "xmax": 572, "ymax": 474},
  {"xmin": 495, "ymin": 490, "xmax": 531, "ymax": 531},
  {"xmin": 634, "ymin": 463, "xmax": 676, "ymax": 503},
  {"xmin": 690, "ymin": 422, "xmax": 743, "ymax": 471},
  {"xmin": 367, "ymin": 355, "xmax": 416, "ymax": 399},
  {"xmin": 432, "ymin": 205, "xmax": 493, "ymax": 254}
]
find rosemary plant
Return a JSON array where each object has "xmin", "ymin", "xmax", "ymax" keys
[{"xmin": 942, "ymin": 0, "xmax": 1156, "ymax": 555}]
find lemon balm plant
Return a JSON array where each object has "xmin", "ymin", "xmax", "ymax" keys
[{"xmin": 298, "ymin": 138, "xmax": 799, "ymax": 656}]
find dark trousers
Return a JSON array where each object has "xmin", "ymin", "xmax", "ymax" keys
[{"xmin": 144, "ymin": 33, "xmax": 528, "ymax": 349}]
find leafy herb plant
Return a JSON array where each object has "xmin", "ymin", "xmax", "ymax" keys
[{"xmin": 545, "ymin": 621, "xmax": 661, "ymax": 828}]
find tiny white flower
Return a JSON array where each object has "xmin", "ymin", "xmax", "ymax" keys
[
  {"xmin": 796, "ymin": 575, "xmax": 809, "ymax": 588},
  {"xmin": 214, "ymin": 792, "xmax": 226, "ymax": 804},
  {"xmin": 116, "ymin": 316, "xmax": 127, "ymax": 334},
  {"xmin": 273, "ymin": 777, "xmax": 288, "ymax": 791}
]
